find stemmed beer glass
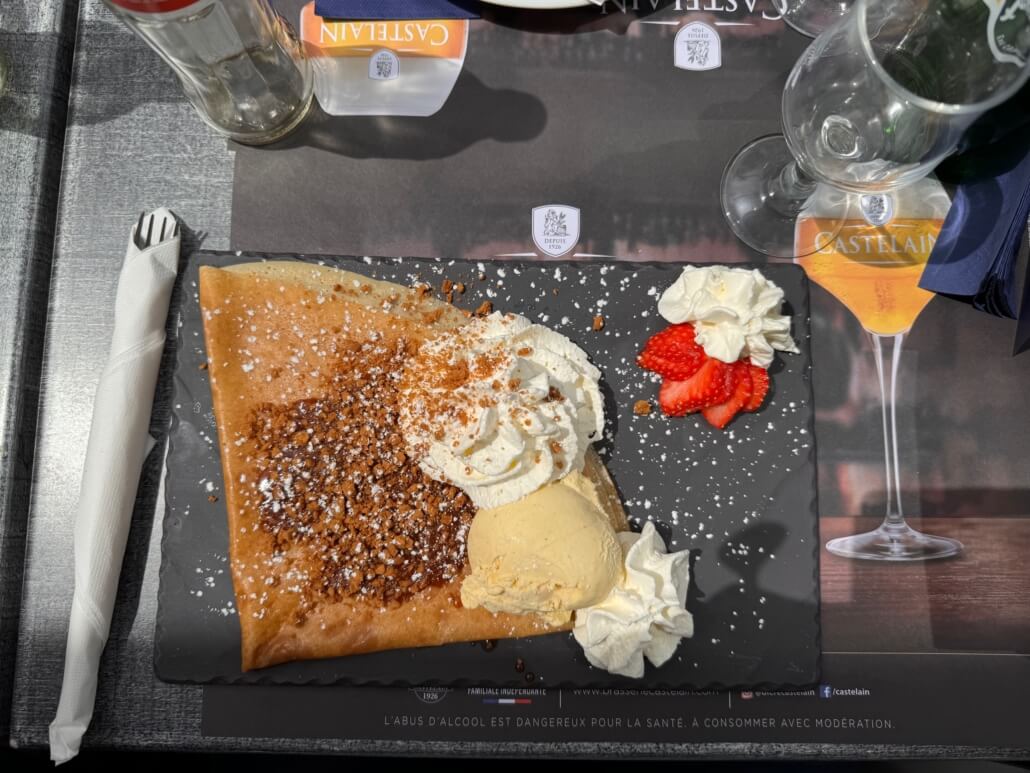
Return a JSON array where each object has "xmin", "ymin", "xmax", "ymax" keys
[
  {"xmin": 780, "ymin": 1, "xmax": 855, "ymax": 38},
  {"xmin": 722, "ymin": 0, "xmax": 1030, "ymax": 260},
  {"xmin": 723, "ymin": 0, "xmax": 1029, "ymax": 560}
]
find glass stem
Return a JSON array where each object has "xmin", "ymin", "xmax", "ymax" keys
[
  {"xmin": 871, "ymin": 332, "xmax": 907, "ymax": 531},
  {"xmin": 764, "ymin": 161, "xmax": 818, "ymax": 219}
]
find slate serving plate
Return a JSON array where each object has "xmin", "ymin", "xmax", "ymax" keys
[{"xmin": 156, "ymin": 251, "xmax": 820, "ymax": 689}]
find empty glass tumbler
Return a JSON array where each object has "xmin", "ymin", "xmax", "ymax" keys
[{"xmin": 103, "ymin": 0, "xmax": 314, "ymax": 145}]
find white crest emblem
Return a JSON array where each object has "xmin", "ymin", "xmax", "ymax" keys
[
  {"xmin": 674, "ymin": 22, "xmax": 721, "ymax": 71},
  {"xmin": 369, "ymin": 49, "xmax": 399, "ymax": 80},
  {"xmin": 859, "ymin": 193, "xmax": 894, "ymax": 227},
  {"xmin": 532, "ymin": 205, "xmax": 580, "ymax": 258},
  {"xmin": 409, "ymin": 687, "xmax": 450, "ymax": 704}
]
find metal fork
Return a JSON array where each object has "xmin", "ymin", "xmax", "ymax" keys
[{"xmin": 133, "ymin": 210, "xmax": 180, "ymax": 250}]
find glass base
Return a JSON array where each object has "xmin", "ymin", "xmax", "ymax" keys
[
  {"xmin": 226, "ymin": 89, "xmax": 315, "ymax": 146},
  {"xmin": 826, "ymin": 522, "xmax": 963, "ymax": 561},
  {"xmin": 721, "ymin": 135, "xmax": 847, "ymax": 259},
  {"xmin": 781, "ymin": 1, "xmax": 854, "ymax": 38}
]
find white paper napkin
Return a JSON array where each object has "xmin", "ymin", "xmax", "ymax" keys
[{"xmin": 49, "ymin": 208, "xmax": 181, "ymax": 765}]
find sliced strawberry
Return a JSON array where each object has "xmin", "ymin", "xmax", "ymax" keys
[
  {"xmin": 637, "ymin": 324, "xmax": 705, "ymax": 380},
  {"xmin": 745, "ymin": 365, "xmax": 769, "ymax": 412},
  {"xmin": 658, "ymin": 358, "xmax": 731, "ymax": 417},
  {"xmin": 702, "ymin": 361, "xmax": 753, "ymax": 429}
]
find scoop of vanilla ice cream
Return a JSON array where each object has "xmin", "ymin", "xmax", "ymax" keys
[{"xmin": 460, "ymin": 472, "xmax": 621, "ymax": 626}]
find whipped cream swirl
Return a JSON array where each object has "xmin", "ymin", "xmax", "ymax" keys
[
  {"xmin": 657, "ymin": 265, "xmax": 798, "ymax": 367},
  {"xmin": 573, "ymin": 522, "xmax": 693, "ymax": 678},
  {"xmin": 399, "ymin": 312, "xmax": 604, "ymax": 510}
]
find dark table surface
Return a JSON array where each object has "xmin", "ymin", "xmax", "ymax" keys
[
  {"xmin": 0, "ymin": 0, "xmax": 78, "ymax": 744},
  {"xmin": 7, "ymin": 0, "xmax": 1030, "ymax": 760}
]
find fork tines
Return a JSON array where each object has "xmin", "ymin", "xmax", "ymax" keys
[{"xmin": 134, "ymin": 210, "xmax": 180, "ymax": 250}]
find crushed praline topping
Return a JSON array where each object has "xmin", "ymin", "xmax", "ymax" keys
[{"xmin": 242, "ymin": 338, "xmax": 475, "ymax": 610}]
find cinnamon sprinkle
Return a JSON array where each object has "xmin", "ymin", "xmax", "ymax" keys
[{"xmin": 398, "ymin": 319, "xmax": 524, "ymax": 464}]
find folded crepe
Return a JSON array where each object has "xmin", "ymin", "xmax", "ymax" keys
[{"xmin": 199, "ymin": 261, "xmax": 626, "ymax": 670}]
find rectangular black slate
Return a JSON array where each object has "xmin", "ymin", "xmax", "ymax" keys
[{"xmin": 156, "ymin": 251, "xmax": 819, "ymax": 689}]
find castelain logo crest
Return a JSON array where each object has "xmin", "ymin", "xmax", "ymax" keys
[
  {"xmin": 675, "ymin": 21, "xmax": 721, "ymax": 71},
  {"xmin": 532, "ymin": 205, "xmax": 580, "ymax": 257},
  {"xmin": 409, "ymin": 687, "xmax": 451, "ymax": 704},
  {"xmin": 369, "ymin": 49, "xmax": 399, "ymax": 80},
  {"xmin": 859, "ymin": 193, "xmax": 894, "ymax": 227}
]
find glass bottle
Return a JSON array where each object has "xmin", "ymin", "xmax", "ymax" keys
[{"xmin": 103, "ymin": 0, "xmax": 314, "ymax": 145}]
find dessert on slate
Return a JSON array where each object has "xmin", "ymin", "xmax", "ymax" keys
[
  {"xmin": 639, "ymin": 265, "xmax": 798, "ymax": 428},
  {"xmin": 199, "ymin": 261, "xmax": 693, "ymax": 676}
]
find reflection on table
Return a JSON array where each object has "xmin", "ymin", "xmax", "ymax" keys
[{"xmin": 820, "ymin": 516, "xmax": 1030, "ymax": 653}]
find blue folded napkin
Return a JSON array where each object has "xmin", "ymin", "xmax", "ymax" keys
[
  {"xmin": 314, "ymin": 0, "xmax": 481, "ymax": 19},
  {"xmin": 920, "ymin": 84, "xmax": 1030, "ymax": 321},
  {"xmin": 919, "ymin": 148, "xmax": 1030, "ymax": 318}
]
